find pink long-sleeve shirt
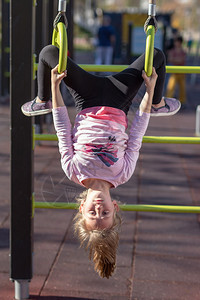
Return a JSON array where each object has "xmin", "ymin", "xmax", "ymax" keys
[{"xmin": 52, "ymin": 106, "xmax": 150, "ymax": 188}]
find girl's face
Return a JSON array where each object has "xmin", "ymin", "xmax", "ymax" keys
[{"xmin": 79, "ymin": 190, "xmax": 119, "ymax": 230}]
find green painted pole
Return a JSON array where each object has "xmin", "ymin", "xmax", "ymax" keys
[
  {"xmin": 34, "ymin": 202, "xmax": 79, "ymax": 210},
  {"xmin": 166, "ymin": 66, "xmax": 200, "ymax": 74},
  {"xmin": 119, "ymin": 204, "xmax": 200, "ymax": 213},
  {"xmin": 144, "ymin": 25, "xmax": 155, "ymax": 76},
  {"xmin": 78, "ymin": 64, "xmax": 200, "ymax": 74},
  {"xmin": 34, "ymin": 133, "xmax": 200, "ymax": 144},
  {"xmin": 34, "ymin": 201, "xmax": 200, "ymax": 214},
  {"xmin": 143, "ymin": 136, "xmax": 200, "ymax": 144},
  {"xmin": 33, "ymin": 63, "xmax": 200, "ymax": 74},
  {"xmin": 35, "ymin": 133, "xmax": 57, "ymax": 141}
]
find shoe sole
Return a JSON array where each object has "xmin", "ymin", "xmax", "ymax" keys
[
  {"xmin": 21, "ymin": 107, "xmax": 52, "ymax": 117},
  {"xmin": 150, "ymin": 102, "xmax": 181, "ymax": 117}
]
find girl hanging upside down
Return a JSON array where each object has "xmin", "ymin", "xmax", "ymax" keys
[{"xmin": 21, "ymin": 46, "xmax": 181, "ymax": 278}]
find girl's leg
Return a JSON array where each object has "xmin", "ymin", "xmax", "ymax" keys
[
  {"xmin": 103, "ymin": 48, "xmax": 165, "ymax": 114},
  {"xmin": 37, "ymin": 45, "xmax": 105, "ymax": 110},
  {"xmin": 108, "ymin": 48, "xmax": 181, "ymax": 116},
  {"xmin": 113, "ymin": 48, "xmax": 166, "ymax": 105},
  {"xmin": 21, "ymin": 44, "xmax": 105, "ymax": 116},
  {"xmin": 37, "ymin": 46, "xmax": 165, "ymax": 106},
  {"xmin": 37, "ymin": 45, "xmax": 58, "ymax": 101},
  {"xmin": 21, "ymin": 45, "xmax": 57, "ymax": 116},
  {"xmin": 22, "ymin": 45, "xmax": 181, "ymax": 117}
]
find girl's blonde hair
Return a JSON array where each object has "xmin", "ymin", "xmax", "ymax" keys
[{"xmin": 73, "ymin": 190, "xmax": 122, "ymax": 279}]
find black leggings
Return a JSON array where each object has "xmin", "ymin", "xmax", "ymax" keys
[{"xmin": 37, "ymin": 45, "xmax": 166, "ymax": 115}]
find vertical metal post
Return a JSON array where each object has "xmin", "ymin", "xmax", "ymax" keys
[
  {"xmin": 10, "ymin": 0, "xmax": 34, "ymax": 298},
  {"xmin": 1, "ymin": 0, "xmax": 10, "ymax": 97},
  {"xmin": 48, "ymin": 0, "xmax": 55, "ymax": 44},
  {"xmin": 14, "ymin": 280, "xmax": 30, "ymax": 300},
  {"xmin": 34, "ymin": 0, "xmax": 45, "ymax": 133},
  {"xmin": 42, "ymin": 0, "xmax": 49, "ymax": 46},
  {"xmin": 66, "ymin": 0, "xmax": 74, "ymax": 58},
  {"xmin": 196, "ymin": 105, "xmax": 200, "ymax": 136},
  {"xmin": 35, "ymin": 0, "xmax": 43, "ymax": 54},
  {"xmin": 127, "ymin": 23, "xmax": 133, "ymax": 63}
]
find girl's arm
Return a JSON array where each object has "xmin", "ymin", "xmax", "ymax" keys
[
  {"xmin": 51, "ymin": 65, "xmax": 75, "ymax": 179},
  {"xmin": 139, "ymin": 67, "xmax": 158, "ymax": 114},
  {"xmin": 51, "ymin": 65, "xmax": 67, "ymax": 108},
  {"xmin": 124, "ymin": 68, "xmax": 158, "ymax": 179}
]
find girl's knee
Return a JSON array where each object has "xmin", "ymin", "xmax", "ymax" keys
[{"xmin": 39, "ymin": 45, "xmax": 59, "ymax": 61}]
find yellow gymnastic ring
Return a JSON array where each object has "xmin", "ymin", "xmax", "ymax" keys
[
  {"xmin": 144, "ymin": 25, "xmax": 155, "ymax": 77},
  {"xmin": 52, "ymin": 22, "xmax": 68, "ymax": 74}
]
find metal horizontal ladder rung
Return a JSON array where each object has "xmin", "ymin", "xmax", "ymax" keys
[
  {"xmin": 34, "ymin": 202, "xmax": 200, "ymax": 213},
  {"xmin": 79, "ymin": 65, "xmax": 200, "ymax": 74},
  {"xmin": 33, "ymin": 63, "xmax": 200, "ymax": 74},
  {"xmin": 34, "ymin": 133, "xmax": 200, "ymax": 144}
]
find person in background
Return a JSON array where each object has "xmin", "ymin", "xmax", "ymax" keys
[
  {"xmin": 166, "ymin": 36, "xmax": 187, "ymax": 105},
  {"xmin": 95, "ymin": 15, "xmax": 116, "ymax": 65},
  {"xmin": 187, "ymin": 33, "xmax": 193, "ymax": 55}
]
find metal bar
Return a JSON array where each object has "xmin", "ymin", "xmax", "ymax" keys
[
  {"xmin": 58, "ymin": 0, "xmax": 67, "ymax": 12},
  {"xmin": 166, "ymin": 66, "xmax": 200, "ymax": 74},
  {"xmin": 66, "ymin": 0, "xmax": 74, "ymax": 58},
  {"xmin": 35, "ymin": 133, "xmax": 57, "ymax": 141},
  {"xmin": 78, "ymin": 64, "xmax": 200, "ymax": 74},
  {"xmin": 34, "ymin": 201, "xmax": 200, "ymax": 214},
  {"xmin": 14, "ymin": 280, "xmax": 29, "ymax": 300},
  {"xmin": 1, "ymin": 0, "xmax": 10, "ymax": 96},
  {"xmin": 48, "ymin": 0, "xmax": 55, "ymax": 44},
  {"xmin": 10, "ymin": 0, "xmax": 34, "ymax": 296},
  {"xmin": 145, "ymin": 25, "xmax": 155, "ymax": 76},
  {"xmin": 143, "ymin": 136, "xmax": 200, "ymax": 144},
  {"xmin": 148, "ymin": 4, "xmax": 156, "ymax": 16},
  {"xmin": 120, "ymin": 204, "xmax": 200, "ymax": 213},
  {"xmin": 33, "ymin": 63, "xmax": 200, "ymax": 74},
  {"xmin": 35, "ymin": 202, "xmax": 79, "ymax": 210},
  {"xmin": 34, "ymin": 133, "xmax": 200, "ymax": 144},
  {"xmin": 196, "ymin": 105, "xmax": 200, "ymax": 136}
]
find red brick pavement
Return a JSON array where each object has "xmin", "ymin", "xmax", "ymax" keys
[{"xmin": 1, "ymin": 102, "xmax": 200, "ymax": 300}]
